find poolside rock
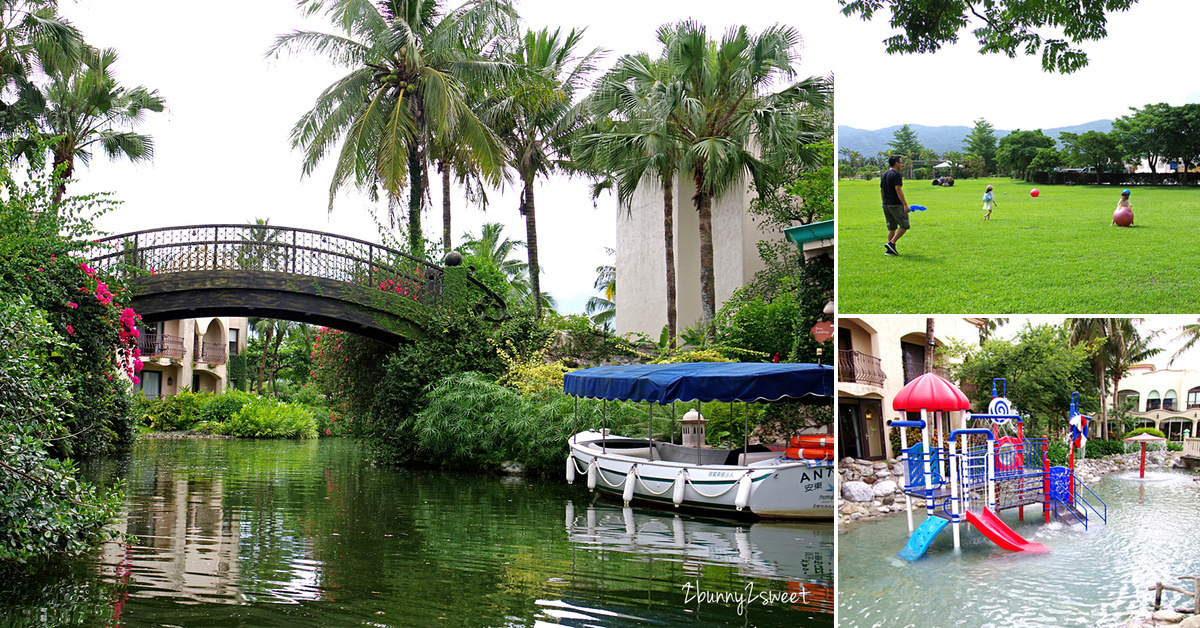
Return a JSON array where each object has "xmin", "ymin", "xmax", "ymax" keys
[
  {"xmin": 873, "ymin": 480, "xmax": 898, "ymax": 497},
  {"xmin": 1153, "ymin": 610, "xmax": 1186, "ymax": 623},
  {"xmin": 840, "ymin": 502, "xmax": 867, "ymax": 516},
  {"xmin": 1177, "ymin": 615, "xmax": 1200, "ymax": 628},
  {"xmin": 500, "ymin": 460, "xmax": 525, "ymax": 474},
  {"xmin": 842, "ymin": 481, "xmax": 875, "ymax": 502}
]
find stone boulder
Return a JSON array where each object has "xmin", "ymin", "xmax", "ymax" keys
[
  {"xmin": 842, "ymin": 481, "xmax": 875, "ymax": 503},
  {"xmin": 1177, "ymin": 614, "xmax": 1200, "ymax": 628}
]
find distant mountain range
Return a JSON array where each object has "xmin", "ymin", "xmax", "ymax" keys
[{"xmin": 837, "ymin": 120, "xmax": 1114, "ymax": 157}]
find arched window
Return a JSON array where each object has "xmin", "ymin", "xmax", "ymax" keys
[
  {"xmin": 1187, "ymin": 387, "xmax": 1200, "ymax": 409},
  {"xmin": 1118, "ymin": 389, "xmax": 1140, "ymax": 412},
  {"xmin": 1147, "ymin": 390, "xmax": 1162, "ymax": 410},
  {"xmin": 1165, "ymin": 390, "xmax": 1178, "ymax": 412}
]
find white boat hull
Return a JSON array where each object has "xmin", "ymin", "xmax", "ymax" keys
[{"xmin": 568, "ymin": 430, "xmax": 835, "ymax": 519}]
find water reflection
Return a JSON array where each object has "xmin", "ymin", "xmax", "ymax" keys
[
  {"xmin": 58, "ymin": 438, "xmax": 832, "ymax": 627},
  {"xmin": 108, "ymin": 473, "xmax": 244, "ymax": 604},
  {"xmin": 565, "ymin": 501, "xmax": 834, "ymax": 615}
]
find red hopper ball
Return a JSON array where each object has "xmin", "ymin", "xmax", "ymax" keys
[{"xmin": 1030, "ymin": 189, "xmax": 1040, "ymax": 197}]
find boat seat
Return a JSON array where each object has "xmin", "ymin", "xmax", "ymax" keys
[{"xmin": 653, "ymin": 442, "xmax": 730, "ymax": 465}]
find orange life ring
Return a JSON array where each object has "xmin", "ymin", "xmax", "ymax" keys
[
  {"xmin": 790, "ymin": 435, "xmax": 835, "ymax": 448},
  {"xmin": 785, "ymin": 447, "xmax": 833, "ymax": 460}
]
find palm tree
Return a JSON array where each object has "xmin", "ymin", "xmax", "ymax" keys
[
  {"xmin": 0, "ymin": 1, "xmax": 83, "ymax": 147},
  {"xmin": 1171, "ymin": 321, "xmax": 1200, "ymax": 366},
  {"xmin": 649, "ymin": 21, "xmax": 831, "ymax": 334},
  {"xmin": 585, "ymin": 264, "xmax": 615, "ymax": 331},
  {"xmin": 237, "ymin": 218, "xmax": 287, "ymax": 271},
  {"xmin": 270, "ymin": 0, "xmax": 514, "ymax": 257},
  {"xmin": 578, "ymin": 53, "xmax": 684, "ymax": 342},
  {"xmin": 485, "ymin": 27, "xmax": 603, "ymax": 319},
  {"xmin": 42, "ymin": 46, "xmax": 164, "ymax": 204},
  {"xmin": 459, "ymin": 221, "xmax": 526, "ymax": 280},
  {"xmin": 1068, "ymin": 318, "xmax": 1161, "ymax": 440}
]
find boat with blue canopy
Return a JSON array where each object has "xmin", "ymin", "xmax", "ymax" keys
[{"xmin": 564, "ymin": 362, "xmax": 835, "ymax": 519}]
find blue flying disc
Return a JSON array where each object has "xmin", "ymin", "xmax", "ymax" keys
[{"xmin": 910, "ymin": 205, "xmax": 927, "ymax": 211}]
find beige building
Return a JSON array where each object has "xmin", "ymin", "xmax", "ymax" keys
[
  {"xmin": 837, "ymin": 316, "xmax": 986, "ymax": 460},
  {"xmin": 1115, "ymin": 364, "xmax": 1200, "ymax": 439},
  {"xmin": 136, "ymin": 317, "xmax": 248, "ymax": 397},
  {"xmin": 614, "ymin": 179, "xmax": 773, "ymax": 338}
]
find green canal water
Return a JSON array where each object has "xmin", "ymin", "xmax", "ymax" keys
[{"xmin": 6, "ymin": 438, "xmax": 831, "ymax": 627}]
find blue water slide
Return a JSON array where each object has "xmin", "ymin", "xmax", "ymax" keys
[{"xmin": 897, "ymin": 517, "xmax": 950, "ymax": 562}]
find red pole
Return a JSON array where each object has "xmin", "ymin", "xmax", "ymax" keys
[
  {"xmin": 1140, "ymin": 442, "xmax": 1147, "ymax": 479},
  {"xmin": 1043, "ymin": 442, "xmax": 1050, "ymax": 524},
  {"xmin": 1068, "ymin": 443, "xmax": 1076, "ymax": 503}
]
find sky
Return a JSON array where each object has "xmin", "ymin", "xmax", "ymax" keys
[
  {"xmin": 55, "ymin": 0, "xmax": 841, "ymax": 315},
  {"xmin": 834, "ymin": 0, "xmax": 1200, "ymax": 131},
  {"xmin": 996, "ymin": 316, "xmax": 1200, "ymax": 372}
]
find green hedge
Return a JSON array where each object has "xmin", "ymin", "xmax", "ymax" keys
[
  {"xmin": 412, "ymin": 372, "xmax": 651, "ymax": 475},
  {"xmin": 198, "ymin": 398, "xmax": 318, "ymax": 439}
]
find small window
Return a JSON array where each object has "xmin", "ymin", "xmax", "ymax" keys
[
  {"xmin": 1147, "ymin": 390, "xmax": 1161, "ymax": 411},
  {"xmin": 138, "ymin": 371, "xmax": 162, "ymax": 399},
  {"xmin": 1164, "ymin": 390, "xmax": 1178, "ymax": 412},
  {"xmin": 229, "ymin": 328, "xmax": 240, "ymax": 356}
]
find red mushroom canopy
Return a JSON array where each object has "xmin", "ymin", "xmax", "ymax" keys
[{"xmin": 893, "ymin": 372, "xmax": 971, "ymax": 412}]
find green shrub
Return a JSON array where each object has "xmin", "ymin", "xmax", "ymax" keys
[
  {"xmin": 199, "ymin": 398, "xmax": 318, "ymax": 439},
  {"xmin": 1047, "ymin": 441, "xmax": 1069, "ymax": 466},
  {"xmin": 197, "ymin": 391, "xmax": 253, "ymax": 424},
  {"xmin": 1123, "ymin": 427, "xmax": 1167, "ymax": 439},
  {"xmin": 1082, "ymin": 439, "xmax": 1127, "ymax": 458},
  {"xmin": 0, "ymin": 298, "xmax": 122, "ymax": 571},
  {"xmin": 134, "ymin": 390, "xmax": 211, "ymax": 431},
  {"xmin": 412, "ymin": 372, "xmax": 651, "ymax": 475}
]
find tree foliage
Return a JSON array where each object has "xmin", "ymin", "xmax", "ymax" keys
[
  {"xmin": 837, "ymin": 0, "xmax": 1138, "ymax": 73},
  {"xmin": 1111, "ymin": 103, "xmax": 1172, "ymax": 174},
  {"xmin": 1058, "ymin": 130, "xmax": 1121, "ymax": 181},
  {"xmin": 949, "ymin": 322, "xmax": 1093, "ymax": 437},
  {"xmin": 995, "ymin": 129, "xmax": 1054, "ymax": 180},
  {"xmin": 271, "ymin": 0, "xmax": 516, "ymax": 255},
  {"xmin": 886, "ymin": 123, "xmax": 925, "ymax": 159},
  {"xmin": 962, "ymin": 118, "xmax": 997, "ymax": 174}
]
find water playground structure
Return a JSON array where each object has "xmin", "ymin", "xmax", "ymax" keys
[{"xmin": 889, "ymin": 374, "xmax": 1108, "ymax": 561}]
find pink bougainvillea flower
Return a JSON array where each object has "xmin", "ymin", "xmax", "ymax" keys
[
  {"xmin": 65, "ymin": 324, "xmax": 75, "ymax": 335},
  {"xmin": 68, "ymin": 302, "xmax": 78, "ymax": 309},
  {"xmin": 325, "ymin": 428, "xmax": 331, "ymax": 436}
]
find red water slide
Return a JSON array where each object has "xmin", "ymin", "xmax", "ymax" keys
[{"xmin": 965, "ymin": 508, "xmax": 1050, "ymax": 553}]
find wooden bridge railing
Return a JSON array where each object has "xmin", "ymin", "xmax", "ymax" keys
[{"xmin": 88, "ymin": 224, "xmax": 506, "ymax": 322}]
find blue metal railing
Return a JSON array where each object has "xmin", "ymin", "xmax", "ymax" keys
[
  {"xmin": 903, "ymin": 443, "xmax": 945, "ymax": 489},
  {"xmin": 1047, "ymin": 468, "xmax": 1107, "ymax": 529}
]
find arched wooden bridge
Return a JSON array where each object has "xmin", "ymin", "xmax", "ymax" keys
[{"xmin": 89, "ymin": 225, "xmax": 506, "ymax": 344}]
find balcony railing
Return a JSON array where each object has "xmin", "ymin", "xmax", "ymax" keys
[
  {"xmin": 195, "ymin": 340, "xmax": 227, "ymax": 365},
  {"xmin": 137, "ymin": 333, "xmax": 185, "ymax": 360},
  {"xmin": 903, "ymin": 360, "xmax": 951, "ymax": 383},
  {"xmin": 838, "ymin": 350, "xmax": 886, "ymax": 386}
]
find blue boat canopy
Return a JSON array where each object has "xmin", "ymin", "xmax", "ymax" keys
[{"xmin": 563, "ymin": 362, "xmax": 833, "ymax": 405}]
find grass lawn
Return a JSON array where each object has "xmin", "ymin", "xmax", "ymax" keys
[{"xmin": 837, "ymin": 178, "xmax": 1200, "ymax": 313}]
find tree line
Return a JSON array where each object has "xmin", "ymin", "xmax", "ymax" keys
[
  {"xmin": 272, "ymin": 0, "xmax": 833, "ymax": 337},
  {"xmin": 840, "ymin": 103, "xmax": 1200, "ymax": 184}
]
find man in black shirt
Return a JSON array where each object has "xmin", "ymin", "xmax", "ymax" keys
[{"xmin": 881, "ymin": 155, "xmax": 910, "ymax": 256}]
